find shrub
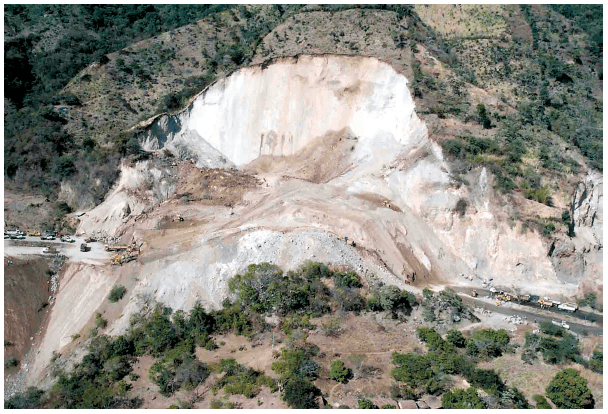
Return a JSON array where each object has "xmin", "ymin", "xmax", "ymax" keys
[
  {"xmin": 454, "ymin": 198, "xmax": 468, "ymax": 217},
  {"xmin": 546, "ymin": 368, "xmax": 594, "ymax": 408},
  {"xmin": 4, "ymin": 357, "xmax": 19, "ymax": 368},
  {"xmin": 471, "ymin": 328, "xmax": 510, "ymax": 358},
  {"xmin": 334, "ymin": 271, "xmax": 362, "ymax": 288},
  {"xmin": 381, "ymin": 404, "xmax": 397, "ymax": 409},
  {"xmin": 329, "ymin": 360, "xmax": 351, "ymax": 384},
  {"xmin": 391, "ymin": 353, "xmax": 440, "ymax": 394},
  {"xmin": 108, "ymin": 285, "xmax": 127, "ymax": 303},
  {"xmin": 539, "ymin": 321, "xmax": 565, "ymax": 337},
  {"xmin": 282, "ymin": 377, "xmax": 320, "ymax": 409},
  {"xmin": 441, "ymin": 387, "xmax": 485, "ymax": 409},
  {"xmin": 589, "ymin": 348, "xmax": 602, "ymax": 373},
  {"xmin": 446, "ymin": 329, "xmax": 466, "ymax": 348},
  {"xmin": 465, "ymin": 369, "xmax": 505, "ymax": 395},
  {"xmin": 4, "ymin": 387, "xmax": 44, "ymax": 409},
  {"xmin": 533, "ymin": 394, "xmax": 552, "ymax": 409},
  {"xmin": 357, "ymin": 399, "xmax": 378, "ymax": 409},
  {"xmin": 320, "ymin": 318, "xmax": 343, "ymax": 337}
]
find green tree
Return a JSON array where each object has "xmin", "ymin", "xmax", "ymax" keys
[
  {"xmin": 282, "ymin": 377, "xmax": 319, "ymax": 409},
  {"xmin": 477, "ymin": 103, "xmax": 492, "ymax": 129},
  {"xmin": 441, "ymin": 387, "xmax": 485, "ymax": 409},
  {"xmin": 533, "ymin": 394, "xmax": 552, "ymax": 409},
  {"xmin": 329, "ymin": 360, "xmax": 351, "ymax": 384},
  {"xmin": 545, "ymin": 368, "xmax": 594, "ymax": 409},
  {"xmin": 108, "ymin": 285, "xmax": 126, "ymax": 303},
  {"xmin": 446, "ymin": 329, "xmax": 466, "ymax": 348},
  {"xmin": 358, "ymin": 399, "xmax": 378, "ymax": 409}
]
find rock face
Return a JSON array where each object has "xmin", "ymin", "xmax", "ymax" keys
[
  {"xmin": 84, "ymin": 54, "xmax": 601, "ymax": 314},
  {"xmin": 550, "ymin": 171, "xmax": 603, "ymax": 294},
  {"xmin": 137, "ymin": 55, "xmax": 427, "ymax": 168}
]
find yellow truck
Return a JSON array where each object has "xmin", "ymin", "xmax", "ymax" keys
[
  {"xmin": 104, "ymin": 244, "xmax": 128, "ymax": 252},
  {"xmin": 28, "ymin": 231, "xmax": 41, "ymax": 237}
]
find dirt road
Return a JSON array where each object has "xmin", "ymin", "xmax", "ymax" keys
[
  {"xmin": 4, "ymin": 236, "xmax": 112, "ymax": 264},
  {"xmin": 458, "ymin": 294, "xmax": 603, "ymax": 337}
]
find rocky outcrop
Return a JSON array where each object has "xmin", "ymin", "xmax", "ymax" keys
[
  {"xmin": 136, "ymin": 55, "xmax": 427, "ymax": 169},
  {"xmin": 550, "ymin": 171, "xmax": 603, "ymax": 295}
]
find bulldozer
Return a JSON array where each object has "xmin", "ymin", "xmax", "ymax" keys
[
  {"xmin": 111, "ymin": 251, "xmax": 137, "ymax": 265},
  {"xmin": 173, "ymin": 215, "xmax": 184, "ymax": 222},
  {"xmin": 471, "ymin": 290, "xmax": 478, "ymax": 298}
]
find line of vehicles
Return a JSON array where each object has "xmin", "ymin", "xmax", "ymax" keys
[
  {"xmin": 485, "ymin": 287, "xmax": 579, "ymax": 312},
  {"xmin": 4, "ymin": 229, "xmax": 75, "ymax": 242}
]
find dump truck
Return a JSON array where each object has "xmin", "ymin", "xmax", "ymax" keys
[
  {"xmin": 538, "ymin": 298, "xmax": 553, "ymax": 309},
  {"xmin": 104, "ymin": 244, "xmax": 128, "ymax": 252},
  {"xmin": 519, "ymin": 294, "xmax": 531, "ymax": 302},
  {"xmin": 80, "ymin": 243, "xmax": 89, "ymax": 252},
  {"xmin": 111, "ymin": 252, "xmax": 137, "ymax": 265},
  {"xmin": 558, "ymin": 302, "xmax": 578, "ymax": 312},
  {"xmin": 28, "ymin": 231, "xmax": 41, "ymax": 237}
]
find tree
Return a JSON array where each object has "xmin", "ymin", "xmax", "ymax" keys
[
  {"xmin": 545, "ymin": 368, "xmax": 594, "ymax": 409},
  {"xmin": 329, "ymin": 360, "xmax": 351, "ymax": 384},
  {"xmin": 282, "ymin": 377, "xmax": 319, "ymax": 409},
  {"xmin": 533, "ymin": 394, "xmax": 551, "ymax": 409},
  {"xmin": 477, "ymin": 103, "xmax": 492, "ymax": 129},
  {"xmin": 108, "ymin": 285, "xmax": 126, "ymax": 302},
  {"xmin": 446, "ymin": 329, "xmax": 466, "ymax": 348},
  {"xmin": 441, "ymin": 387, "xmax": 485, "ymax": 409},
  {"xmin": 358, "ymin": 399, "xmax": 378, "ymax": 409}
]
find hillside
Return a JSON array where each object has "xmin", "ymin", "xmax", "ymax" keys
[{"xmin": 3, "ymin": 4, "xmax": 603, "ymax": 410}]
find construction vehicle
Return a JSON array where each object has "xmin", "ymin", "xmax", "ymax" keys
[
  {"xmin": 538, "ymin": 298, "xmax": 554, "ymax": 309},
  {"xmin": 111, "ymin": 252, "xmax": 137, "ymax": 265},
  {"xmin": 80, "ymin": 243, "xmax": 89, "ymax": 252},
  {"xmin": 471, "ymin": 290, "xmax": 478, "ymax": 298},
  {"xmin": 84, "ymin": 237, "xmax": 96, "ymax": 243},
  {"xmin": 104, "ymin": 244, "xmax": 128, "ymax": 252},
  {"xmin": 558, "ymin": 302, "xmax": 578, "ymax": 312},
  {"xmin": 173, "ymin": 215, "xmax": 184, "ymax": 222},
  {"xmin": 519, "ymin": 294, "xmax": 531, "ymax": 302},
  {"xmin": 497, "ymin": 293, "xmax": 513, "ymax": 302},
  {"xmin": 28, "ymin": 231, "xmax": 41, "ymax": 237}
]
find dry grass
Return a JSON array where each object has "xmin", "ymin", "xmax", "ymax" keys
[
  {"xmin": 414, "ymin": 4, "xmax": 509, "ymax": 39},
  {"xmin": 478, "ymin": 353, "xmax": 603, "ymax": 409}
]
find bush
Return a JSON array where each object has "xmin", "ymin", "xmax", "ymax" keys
[
  {"xmin": 282, "ymin": 377, "xmax": 320, "ymax": 409},
  {"xmin": 391, "ymin": 353, "xmax": 439, "ymax": 394},
  {"xmin": 381, "ymin": 404, "xmax": 397, "ymax": 409},
  {"xmin": 539, "ymin": 321, "xmax": 565, "ymax": 337},
  {"xmin": 334, "ymin": 271, "xmax": 362, "ymax": 288},
  {"xmin": 454, "ymin": 198, "xmax": 468, "ymax": 217},
  {"xmin": 589, "ymin": 348, "xmax": 602, "ymax": 373},
  {"xmin": 4, "ymin": 387, "xmax": 44, "ymax": 409},
  {"xmin": 546, "ymin": 368, "xmax": 594, "ymax": 408},
  {"xmin": 108, "ymin": 285, "xmax": 127, "ymax": 303},
  {"xmin": 367, "ymin": 285, "xmax": 417, "ymax": 316},
  {"xmin": 441, "ymin": 387, "xmax": 485, "ymax": 409},
  {"xmin": 329, "ymin": 360, "xmax": 351, "ymax": 384},
  {"xmin": 465, "ymin": 369, "xmax": 505, "ymax": 395},
  {"xmin": 446, "ymin": 329, "xmax": 466, "ymax": 348},
  {"xmin": 533, "ymin": 394, "xmax": 552, "ymax": 409},
  {"xmin": 320, "ymin": 318, "xmax": 343, "ymax": 337},
  {"xmin": 477, "ymin": 103, "xmax": 492, "ymax": 129},
  {"xmin": 357, "ymin": 399, "xmax": 378, "ymax": 409},
  {"xmin": 578, "ymin": 293, "xmax": 597, "ymax": 309},
  {"xmin": 4, "ymin": 357, "xmax": 19, "ymax": 368},
  {"xmin": 471, "ymin": 328, "xmax": 510, "ymax": 358}
]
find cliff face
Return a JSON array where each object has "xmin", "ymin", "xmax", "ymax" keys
[
  {"xmin": 81, "ymin": 55, "xmax": 601, "ymax": 307},
  {"xmin": 137, "ymin": 55, "xmax": 427, "ymax": 168}
]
